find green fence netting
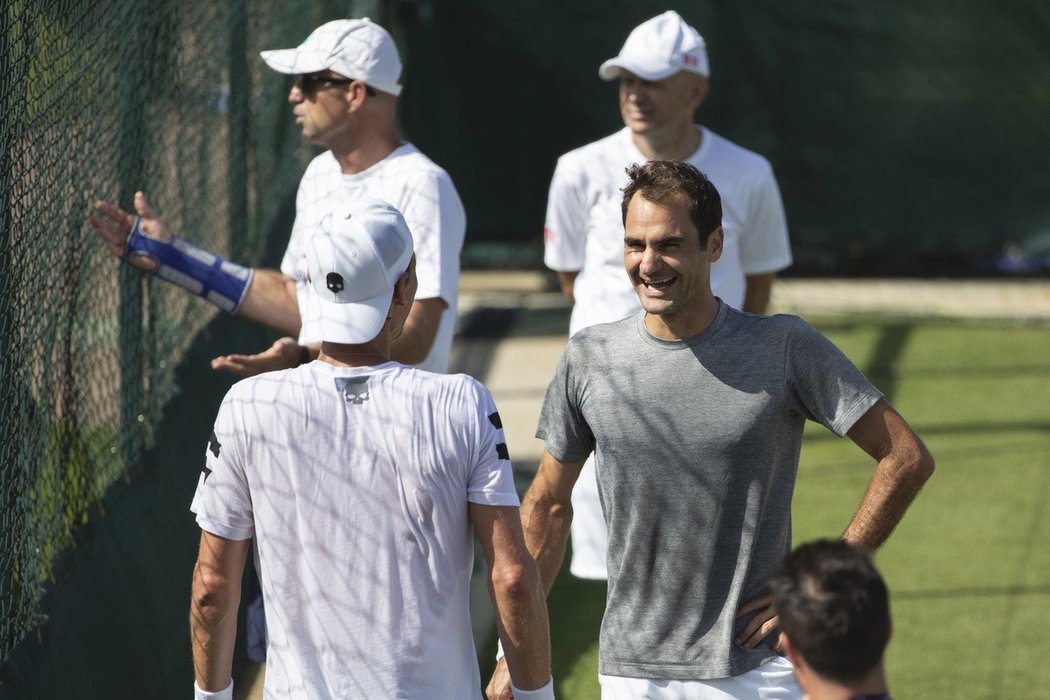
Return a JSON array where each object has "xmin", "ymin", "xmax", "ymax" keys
[{"xmin": 0, "ymin": 0, "xmax": 351, "ymax": 665}]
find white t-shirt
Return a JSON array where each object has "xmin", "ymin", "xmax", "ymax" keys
[
  {"xmin": 191, "ymin": 361, "xmax": 518, "ymax": 699},
  {"xmin": 282, "ymin": 144, "xmax": 466, "ymax": 372},
  {"xmin": 544, "ymin": 126, "xmax": 792, "ymax": 336}
]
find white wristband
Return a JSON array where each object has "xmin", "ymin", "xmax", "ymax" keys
[
  {"xmin": 194, "ymin": 679, "xmax": 233, "ymax": 700},
  {"xmin": 511, "ymin": 677, "xmax": 555, "ymax": 699},
  {"xmin": 495, "ymin": 638, "xmax": 505, "ymax": 661}
]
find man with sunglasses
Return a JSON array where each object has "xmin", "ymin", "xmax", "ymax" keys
[
  {"xmin": 90, "ymin": 18, "xmax": 465, "ymax": 377},
  {"xmin": 88, "ymin": 17, "xmax": 465, "ymax": 670}
]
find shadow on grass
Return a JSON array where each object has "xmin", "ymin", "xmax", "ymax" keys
[{"xmin": 895, "ymin": 583, "xmax": 1050, "ymax": 600}]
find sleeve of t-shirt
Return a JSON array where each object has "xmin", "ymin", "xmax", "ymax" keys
[
  {"xmin": 466, "ymin": 380, "xmax": 520, "ymax": 507},
  {"xmin": 740, "ymin": 160, "xmax": 793, "ymax": 276},
  {"xmin": 783, "ymin": 319, "xmax": 883, "ymax": 436},
  {"xmin": 401, "ymin": 170, "xmax": 465, "ymax": 303},
  {"xmin": 535, "ymin": 341, "xmax": 595, "ymax": 463},
  {"xmin": 190, "ymin": 389, "xmax": 255, "ymax": 541},
  {"xmin": 543, "ymin": 155, "xmax": 588, "ymax": 273}
]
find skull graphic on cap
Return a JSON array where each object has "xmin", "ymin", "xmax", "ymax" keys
[{"xmin": 326, "ymin": 272, "xmax": 344, "ymax": 293}]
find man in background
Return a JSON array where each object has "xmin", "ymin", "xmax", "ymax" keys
[
  {"xmin": 542, "ymin": 10, "xmax": 793, "ymax": 582},
  {"xmin": 90, "ymin": 18, "xmax": 464, "ymax": 375},
  {"xmin": 770, "ymin": 540, "xmax": 894, "ymax": 700}
]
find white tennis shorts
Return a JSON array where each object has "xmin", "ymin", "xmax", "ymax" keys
[{"xmin": 598, "ymin": 656, "xmax": 801, "ymax": 700}]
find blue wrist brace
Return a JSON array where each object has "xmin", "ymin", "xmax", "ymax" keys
[{"xmin": 123, "ymin": 217, "xmax": 253, "ymax": 313}]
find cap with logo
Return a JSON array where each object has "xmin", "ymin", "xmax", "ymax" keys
[
  {"xmin": 304, "ymin": 198, "xmax": 414, "ymax": 344},
  {"xmin": 260, "ymin": 18, "xmax": 403, "ymax": 96},
  {"xmin": 599, "ymin": 11, "xmax": 709, "ymax": 82}
]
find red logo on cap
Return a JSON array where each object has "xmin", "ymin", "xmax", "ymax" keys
[{"xmin": 683, "ymin": 55, "xmax": 698, "ymax": 68}]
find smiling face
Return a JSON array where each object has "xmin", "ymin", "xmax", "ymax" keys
[{"xmin": 624, "ymin": 191, "xmax": 722, "ymax": 339}]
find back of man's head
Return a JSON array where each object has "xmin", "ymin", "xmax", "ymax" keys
[
  {"xmin": 304, "ymin": 198, "xmax": 414, "ymax": 345},
  {"xmin": 770, "ymin": 540, "xmax": 891, "ymax": 686}
]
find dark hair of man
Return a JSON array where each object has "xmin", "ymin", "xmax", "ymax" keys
[
  {"xmin": 620, "ymin": 160, "xmax": 722, "ymax": 249},
  {"xmin": 769, "ymin": 539, "xmax": 891, "ymax": 685}
]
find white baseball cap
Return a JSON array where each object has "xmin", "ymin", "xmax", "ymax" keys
[
  {"xmin": 599, "ymin": 11, "xmax": 709, "ymax": 82},
  {"xmin": 260, "ymin": 19, "xmax": 404, "ymax": 96},
  {"xmin": 304, "ymin": 198, "xmax": 414, "ymax": 345}
]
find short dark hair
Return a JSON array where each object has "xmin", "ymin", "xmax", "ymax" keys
[
  {"xmin": 620, "ymin": 160, "xmax": 722, "ymax": 248},
  {"xmin": 769, "ymin": 540, "xmax": 891, "ymax": 685}
]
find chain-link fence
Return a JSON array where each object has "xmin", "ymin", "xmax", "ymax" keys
[
  {"xmin": 0, "ymin": 0, "xmax": 350, "ymax": 664},
  {"xmin": 4, "ymin": 0, "xmax": 1049, "ymax": 677}
]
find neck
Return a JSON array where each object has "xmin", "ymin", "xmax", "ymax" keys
[
  {"xmin": 801, "ymin": 666, "xmax": 889, "ymax": 700},
  {"xmin": 631, "ymin": 123, "xmax": 701, "ymax": 161},
  {"xmin": 319, "ymin": 339, "xmax": 391, "ymax": 368},
  {"xmin": 644, "ymin": 294, "xmax": 720, "ymax": 340},
  {"xmin": 331, "ymin": 127, "xmax": 401, "ymax": 175}
]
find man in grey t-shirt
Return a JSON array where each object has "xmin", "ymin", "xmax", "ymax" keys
[{"xmin": 486, "ymin": 161, "xmax": 934, "ymax": 700}]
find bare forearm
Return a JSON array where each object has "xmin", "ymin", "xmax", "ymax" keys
[
  {"xmin": 490, "ymin": 564, "xmax": 551, "ymax": 690},
  {"xmin": 556, "ymin": 271, "xmax": 578, "ymax": 303},
  {"xmin": 236, "ymin": 268, "xmax": 301, "ymax": 335},
  {"xmin": 742, "ymin": 272, "xmax": 775, "ymax": 314},
  {"xmin": 520, "ymin": 489, "xmax": 573, "ymax": 595},
  {"xmin": 843, "ymin": 446, "xmax": 934, "ymax": 551},
  {"xmin": 190, "ymin": 533, "xmax": 248, "ymax": 694},
  {"xmin": 190, "ymin": 580, "xmax": 240, "ymax": 690}
]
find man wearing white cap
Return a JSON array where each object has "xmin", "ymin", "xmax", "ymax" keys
[
  {"xmin": 189, "ymin": 198, "xmax": 555, "ymax": 700},
  {"xmin": 88, "ymin": 17, "xmax": 467, "ymax": 668},
  {"xmin": 542, "ymin": 10, "xmax": 794, "ymax": 584},
  {"xmin": 90, "ymin": 18, "xmax": 465, "ymax": 376}
]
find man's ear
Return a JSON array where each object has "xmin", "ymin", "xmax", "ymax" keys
[
  {"xmin": 781, "ymin": 634, "xmax": 803, "ymax": 670},
  {"xmin": 691, "ymin": 75, "xmax": 710, "ymax": 110},
  {"xmin": 346, "ymin": 80, "xmax": 369, "ymax": 111},
  {"xmin": 706, "ymin": 226, "xmax": 724, "ymax": 262},
  {"xmin": 392, "ymin": 271, "xmax": 410, "ymax": 305},
  {"xmin": 391, "ymin": 256, "xmax": 416, "ymax": 306}
]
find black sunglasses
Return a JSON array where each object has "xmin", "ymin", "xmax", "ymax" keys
[{"xmin": 295, "ymin": 74, "xmax": 377, "ymax": 97}]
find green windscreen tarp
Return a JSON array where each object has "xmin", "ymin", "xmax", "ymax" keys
[{"xmin": 398, "ymin": 1, "xmax": 1050, "ymax": 274}]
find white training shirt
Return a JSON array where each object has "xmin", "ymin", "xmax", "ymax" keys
[
  {"xmin": 191, "ymin": 361, "xmax": 519, "ymax": 699},
  {"xmin": 283, "ymin": 144, "xmax": 466, "ymax": 372},
  {"xmin": 544, "ymin": 126, "xmax": 792, "ymax": 336}
]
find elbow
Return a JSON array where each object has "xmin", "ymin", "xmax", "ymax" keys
[
  {"xmin": 896, "ymin": 438, "xmax": 935, "ymax": 488},
  {"xmin": 915, "ymin": 444, "xmax": 935, "ymax": 483},
  {"xmin": 191, "ymin": 563, "xmax": 238, "ymax": 619},
  {"xmin": 490, "ymin": 558, "xmax": 543, "ymax": 604}
]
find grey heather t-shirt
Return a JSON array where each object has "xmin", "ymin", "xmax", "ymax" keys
[{"xmin": 537, "ymin": 302, "xmax": 883, "ymax": 680}]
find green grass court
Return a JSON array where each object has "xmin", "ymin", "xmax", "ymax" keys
[{"xmin": 482, "ymin": 314, "xmax": 1050, "ymax": 699}]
